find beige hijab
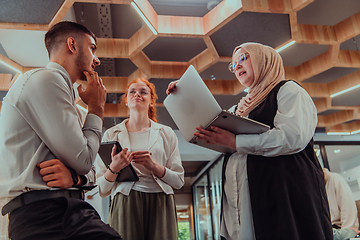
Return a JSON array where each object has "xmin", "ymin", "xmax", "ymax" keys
[{"xmin": 234, "ymin": 42, "xmax": 285, "ymax": 117}]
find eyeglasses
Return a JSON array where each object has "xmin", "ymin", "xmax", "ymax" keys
[
  {"xmin": 228, "ymin": 53, "xmax": 249, "ymax": 73},
  {"xmin": 128, "ymin": 89, "xmax": 149, "ymax": 96}
]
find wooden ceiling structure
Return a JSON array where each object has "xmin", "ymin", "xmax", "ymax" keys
[{"xmin": 0, "ymin": 0, "xmax": 360, "ymax": 135}]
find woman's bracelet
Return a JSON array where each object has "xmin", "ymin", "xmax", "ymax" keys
[{"xmin": 107, "ymin": 165, "xmax": 120, "ymax": 175}]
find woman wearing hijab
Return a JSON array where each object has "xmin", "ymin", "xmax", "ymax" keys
[
  {"xmin": 167, "ymin": 42, "xmax": 332, "ymax": 239},
  {"xmin": 95, "ymin": 78, "xmax": 184, "ymax": 240}
]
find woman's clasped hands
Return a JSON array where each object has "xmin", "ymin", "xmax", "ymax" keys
[{"xmin": 110, "ymin": 144, "xmax": 162, "ymax": 176}]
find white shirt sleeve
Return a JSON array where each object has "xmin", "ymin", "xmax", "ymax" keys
[
  {"xmin": 17, "ymin": 70, "xmax": 102, "ymax": 175},
  {"xmin": 159, "ymin": 127, "xmax": 185, "ymax": 190},
  {"xmin": 235, "ymin": 81, "xmax": 318, "ymax": 157}
]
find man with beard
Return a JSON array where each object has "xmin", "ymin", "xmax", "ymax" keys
[{"xmin": 0, "ymin": 21, "xmax": 121, "ymax": 240}]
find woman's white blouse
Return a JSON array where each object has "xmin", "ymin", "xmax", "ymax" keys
[{"xmin": 95, "ymin": 119, "xmax": 185, "ymax": 198}]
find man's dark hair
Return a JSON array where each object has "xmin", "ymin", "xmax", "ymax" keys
[{"xmin": 45, "ymin": 21, "xmax": 96, "ymax": 57}]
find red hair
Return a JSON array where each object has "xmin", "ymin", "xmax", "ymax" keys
[{"xmin": 123, "ymin": 78, "xmax": 158, "ymax": 122}]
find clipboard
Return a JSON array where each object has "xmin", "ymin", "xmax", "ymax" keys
[
  {"xmin": 189, "ymin": 110, "xmax": 270, "ymax": 153},
  {"xmin": 98, "ymin": 141, "xmax": 139, "ymax": 182}
]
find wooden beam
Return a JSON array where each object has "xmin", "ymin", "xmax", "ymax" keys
[
  {"xmin": 327, "ymin": 119, "xmax": 360, "ymax": 133},
  {"xmin": 296, "ymin": 24, "xmax": 337, "ymax": 44},
  {"xmin": 10, "ymin": 73, "xmax": 21, "ymax": 88},
  {"xmin": 49, "ymin": 0, "xmax": 75, "ymax": 28},
  {"xmin": 129, "ymin": 51, "xmax": 152, "ymax": 76},
  {"xmin": 218, "ymin": 56, "xmax": 232, "ymax": 63},
  {"xmin": 328, "ymin": 69, "xmax": 360, "ymax": 96},
  {"xmin": 284, "ymin": 66, "xmax": 297, "ymax": 80},
  {"xmin": 205, "ymin": 79, "xmax": 237, "ymax": 95},
  {"xmin": 189, "ymin": 48, "xmax": 217, "ymax": 73},
  {"xmin": 301, "ymin": 82, "xmax": 329, "ymax": 98},
  {"xmin": 0, "ymin": 22, "xmax": 48, "ymax": 31},
  {"xmin": 102, "ymin": 76, "xmax": 128, "ymax": 93},
  {"xmin": 150, "ymin": 61, "xmax": 189, "ymax": 79},
  {"xmin": 0, "ymin": 54, "xmax": 23, "ymax": 73},
  {"xmin": 128, "ymin": 69, "xmax": 149, "ymax": 82},
  {"xmin": 0, "ymin": 74, "xmax": 12, "ymax": 91},
  {"xmin": 242, "ymin": 0, "xmax": 293, "ymax": 13},
  {"xmin": 336, "ymin": 50, "xmax": 360, "ymax": 68},
  {"xmin": 129, "ymin": 25, "xmax": 157, "ymax": 57},
  {"xmin": 295, "ymin": 45, "xmax": 339, "ymax": 81},
  {"xmin": 334, "ymin": 11, "xmax": 360, "ymax": 43},
  {"xmin": 158, "ymin": 16, "xmax": 204, "ymax": 37},
  {"xmin": 103, "ymin": 102, "xmax": 165, "ymax": 117},
  {"xmin": 290, "ymin": 0, "xmax": 314, "ymax": 12},
  {"xmin": 317, "ymin": 110, "xmax": 355, "ymax": 127},
  {"xmin": 203, "ymin": 0, "xmax": 243, "ymax": 36},
  {"xmin": 132, "ymin": 0, "xmax": 158, "ymax": 31},
  {"xmin": 96, "ymin": 38, "xmax": 129, "ymax": 58},
  {"xmin": 313, "ymin": 98, "xmax": 331, "ymax": 114},
  {"xmin": 289, "ymin": 12, "xmax": 298, "ymax": 41},
  {"xmin": 104, "ymin": 103, "xmax": 129, "ymax": 118},
  {"xmin": 203, "ymin": 36, "xmax": 220, "ymax": 60}
]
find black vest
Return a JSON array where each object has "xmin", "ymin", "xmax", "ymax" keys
[{"xmin": 244, "ymin": 80, "xmax": 332, "ymax": 240}]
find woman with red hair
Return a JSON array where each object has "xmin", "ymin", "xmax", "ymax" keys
[{"xmin": 95, "ymin": 78, "xmax": 184, "ymax": 240}]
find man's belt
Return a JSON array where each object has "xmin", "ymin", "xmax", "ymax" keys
[{"xmin": 1, "ymin": 189, "xmax": 84, "ymax": 216}]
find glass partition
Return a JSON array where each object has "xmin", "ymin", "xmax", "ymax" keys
[
  {"xmin": 208, "ymin": 158, "xmax": 223, "ymax": 240},
  {"xmin": 193, "ymin": 174, "xmax": 212, "ymax": 239},
  {"xmin": 192, "ymin": 156, "xmax": 224, "ymax": 240}
]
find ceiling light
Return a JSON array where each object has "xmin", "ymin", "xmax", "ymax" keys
[
  {"xmin": 327, "ymin": 132, "xmax": 351, "ymax": 135},
  {"xmin": 131, "ymin": 2, "xmax": 158, "ymax": 35},
  {"xmin": 351, "ymin": 129, "xmax": 360, "ymax": 135},
  {"xmin": 276, "ymin": 40, "xmax": 295, "ymax": 53},
  {"xmin": 334, "ymin": 149, "xmax": 340, "ymax": 153},
  {"xmin": 331, "ymin": 84, "xmax": 360, "ymax": 98},
  {"xmin": 0, "ymin": 59, "xmax": 22, "ymax": 74}
]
